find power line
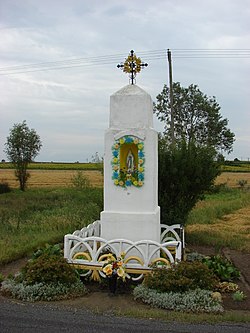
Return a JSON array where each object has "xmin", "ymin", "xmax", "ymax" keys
[
  {"xmin": 0, "ymin": 50, "xmax": 167, "ymax": 75},
  {"xmin": 0, "ymin": 49, "xmax": 249, "ymax": 75}
]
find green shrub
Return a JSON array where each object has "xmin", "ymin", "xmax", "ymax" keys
[
  {"xmin": 19, "ymin": 253, "xmax": 78, "ymax": 285},
  {"xmin": 71, "ymin": 171, "xmax": 91, "ymax": 189},
  {"xmin": 1, "ymin": 279, "xmax": 87, "ymax": 302},
  {"xmin": 0, "ymin": 182, "xmax": 11, "ymax": 194},
  {"xmin": 144, "ymin": 261, "xmax": 218, "ymax": 293},
  {"xmin": 133, "ymin": 285, "xmax": 223, "ymax": 314},
  {"xmin": 32, "ymin": 243, "xmax": 62, "ymax": 260},
  {"xmin": 202, "ymin": 255, "xmax": 240, "ymax": 281},
  {"xmin": 1, "ymin": 244, "xmax": 87, "ymax": 302},
  {"xmin": 158, "ymin": 140, "xmax": 220, "ymax": 225},
  {"xmin": 232, "ymin": 290, "xmax": 246, "ymax": 302}
]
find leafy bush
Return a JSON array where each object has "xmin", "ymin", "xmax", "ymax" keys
[
  {"xmin": 144, "ymin": 261, "xmax": 218, "ymax": 293},
  {"xmin": 18, "ymin": 253, "xmax": 78, "ymax": 285},
  {"xmin": 1, "ymin": 245, "xmax": 87, "ymax": 302},
  {"xmin": 133, "ymin": 285, "xmax": 223, "ymax": 314},
  {"xmin": 1, "ymin": 279, "xmax": 87, "ymax": 302},
  {"xmin": 158, "ymin": 140, "xmax": 220, "ymax": 225},
  {"xmin": 71, "ymin": 171, "xmax": 91, "ymax": 189},
  {"xmin": 202, "ymin": 255, "xmax": 240, "ymax": 281},
  {"xmin": 31, "ymin": 243, "xmax": 62, "ymax": 260},
  {"xmin": 232, "ymin": 290, "xmax": 246, "ymax": 302},
  {"xmin": 0, "ymin": 182, "xmax": 11, "ymax": 194}
]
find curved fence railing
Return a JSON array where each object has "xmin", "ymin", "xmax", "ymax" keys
[{"xmin": 64, "ymin": 222, "xmax": 183, "ymax": 281}]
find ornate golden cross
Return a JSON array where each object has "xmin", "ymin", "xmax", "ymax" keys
[{"xmin": 117, "ymin": 50, "xmax": 148, "ymax": 85}]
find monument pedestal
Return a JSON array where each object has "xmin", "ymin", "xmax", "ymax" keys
[{"xmin": 101, "ymin": 208, "xmax": 160, "ymax": 242}]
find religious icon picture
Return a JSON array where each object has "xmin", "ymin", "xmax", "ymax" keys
[{"xmin": 111, "ymin": 135, "xmax": 145, "ymax": 188}]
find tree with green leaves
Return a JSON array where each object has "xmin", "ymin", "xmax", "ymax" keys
[
  {"xmin": 154, "ymin": 82, "xmax": 234, "ymax": 225},
  {"xmin": 4, "ymin": 121, "xmax": 42, "ymax": 191},
  {"xmin": 154, "ymin": 82, "xmax": 235, "ymax": 154}
]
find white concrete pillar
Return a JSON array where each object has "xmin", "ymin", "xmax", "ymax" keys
[{"xmin": 100, "ymin": 84, "xmax": 160, "ymax": 242}]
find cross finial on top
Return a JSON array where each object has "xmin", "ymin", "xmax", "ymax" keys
[{"xmin": 117, "ymin": 50, "xmax": 148, "ymax": 85}]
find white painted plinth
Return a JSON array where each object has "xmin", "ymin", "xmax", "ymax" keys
[{"xmin": 101, "ymin": 208, "xmax": 160, "ymax": 242}]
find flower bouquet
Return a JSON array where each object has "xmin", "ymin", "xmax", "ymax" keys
[{"xmin": 102, "ymin": 252, "xmax": 127, "ymax": 294}]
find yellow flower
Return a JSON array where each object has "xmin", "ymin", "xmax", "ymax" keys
[
  {"xmin": 133, "ymin": 138, "xmax": 139, "ymax": 144},
  {"xmin": 114, "ymin": 179, "xmax": 119, "ymax": 185},
  {"xmin": 113, "ymin": 157, "xmax": 118, "ymax": 163},
  {"xmin": 117, "ymin": 267, "xmax": 125, "ymax": 278},
  {"xmin": 138, "ymin": 180, "xmax": 143, "ymax": 186},
  {"xmin": 120, "ymin": 252, "xmax": 126, "ymax": 258},
  {"xmin": 119, "ymin": 138, "xmax": 125, "ymax": 144},
  {"xmin": 117, "ymin": 261, "xmax": 123, "ymax": 267},
  {"xmin": 212, "ymin": 292, "xmax": 222, "ymax": 302},
  {"xmin": 103, "ymin": 264, "xmax": 113, "ymax": 276},
  {"xmin": 133, "ymin": 180, "xmax": 138, "ymax": 186},
  {"xmin": 119, "ymin": 180, "xmax": 124, "ymax": 186},
  {"xmin": 138, "ymin": 167, "xmax": 144, "ymax": 172},
  {"xmin": 138, "ymin": 143, "xmax": 144, "ymax": 150}
]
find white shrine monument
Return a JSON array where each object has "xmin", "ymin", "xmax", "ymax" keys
[
  {"xmin": 64, "ymin": 51, "xmax": 184, "ymax": 280},
  {"xmin": 101, "ymin": 83, "xmax": 160, "ymax": 243}
]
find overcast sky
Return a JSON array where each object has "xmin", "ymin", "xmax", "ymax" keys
[{"xmin": 0, "ymin": 0, "xmax": 249, "ymax": 162}]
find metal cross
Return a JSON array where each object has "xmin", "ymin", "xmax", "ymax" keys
[{"xmin": 117, "ymin": 50, "xmax": 148, "ymax": 85}]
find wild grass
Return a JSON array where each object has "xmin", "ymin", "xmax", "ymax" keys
[
  {"xmin": 186, "ymin": 189, "xmax": 250, "ymax": 251},
  {"xmin": 215, "ymin": 172, "xmax": 250, "ymax": 188},
  {"xmin": 188, "ymin": 190, "xmax": 250, "ymax": 224},
  {"xmin": 0, "ymin": 188, "xmax": 103, "ymax": 264}
]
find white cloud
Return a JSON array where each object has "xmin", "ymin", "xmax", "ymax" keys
[{"xmin": 0, "ymin": 0, "xmax": 249, "ymax": 161}]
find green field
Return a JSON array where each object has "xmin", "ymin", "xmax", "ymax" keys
[
  {"xmin": 221, "ymin": 164, "xmax": 250, "ymax": 172},
  {"xmin": 0, "ymin": 162, "xmax": 103, "ymax": 171},
  {"xmin": 1, "ymin": 161, "xmax": 249, "ymax": 172}
]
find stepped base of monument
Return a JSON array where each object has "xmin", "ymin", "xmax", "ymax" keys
[{"xmin": 100, "ymin": 208, "xmax": 161, "ymax": 243}]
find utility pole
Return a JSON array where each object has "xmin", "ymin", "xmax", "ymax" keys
[{"xmin": 167, "ymin": 49, "xmax": 175, "ymax": 146}]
